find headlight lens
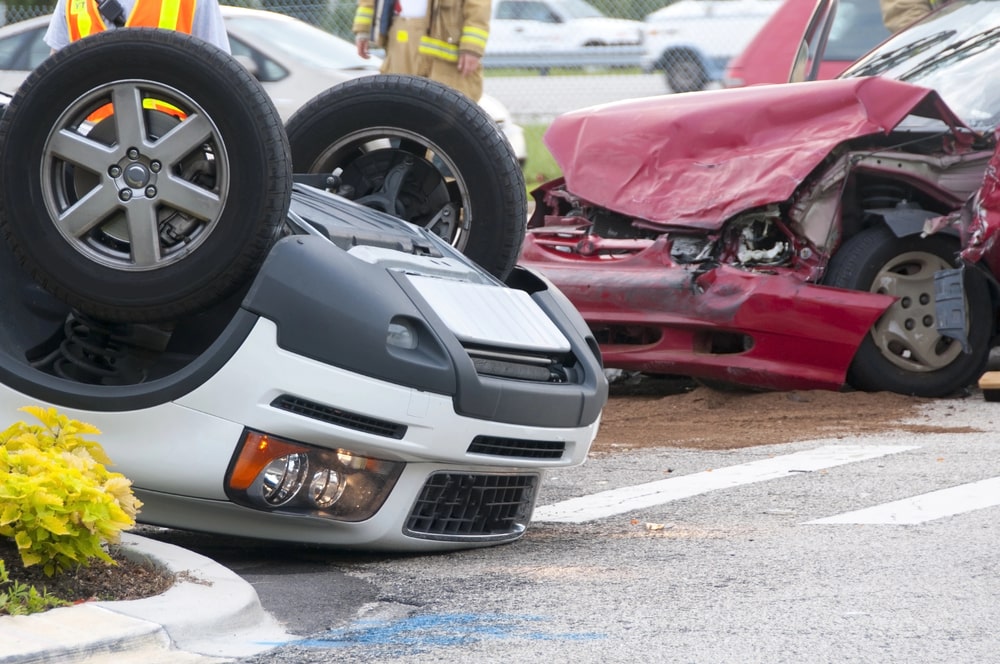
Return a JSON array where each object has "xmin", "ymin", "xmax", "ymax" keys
[
  {"xmin": 226, "ymin": 431, "xmax": 404, "ymax": 521},
  {"xmin": 260, "ymin": 453, "xmax": 308, "ymax": 506},
  {"xmin": 309, "ymin": 468, "xmax": 346, "ymax": 508}
]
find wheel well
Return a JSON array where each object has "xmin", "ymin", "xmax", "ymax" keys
[
  {"xmin": 836, "ymin": 174, "xmax": 961, "ymax": 247},
  {"xmin": 657, "ymin": 47, "xmax": 703, "ymax": 71}
]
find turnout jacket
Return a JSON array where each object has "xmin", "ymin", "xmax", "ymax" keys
[{"xmin": 353, "ymin": 0, "xmax": 490, "ymax": 63}]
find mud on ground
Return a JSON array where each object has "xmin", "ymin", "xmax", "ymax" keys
[{"xmin": 592, "ymin": 374, "xmax": 983, "ymax": 453}]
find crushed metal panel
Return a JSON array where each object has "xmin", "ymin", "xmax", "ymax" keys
[
  {"xmin": 962, "ymin": 139, "xmax": 1000, "ymax": 273},
  {"xmin": 522, "ymin": 257, "xmax": 895, "ymax": 391},
  {"xmin": 545, "ymin": 77, "xmax": 969, "ymax": 230}
]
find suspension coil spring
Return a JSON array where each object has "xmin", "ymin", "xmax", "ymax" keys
[{"xmin": 52, "ymin": 312, "xmax": 143, "ymax": 384}]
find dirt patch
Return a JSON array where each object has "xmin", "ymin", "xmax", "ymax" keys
[
  {"xmin": 0, "ymin": 538, "xmax": 173, "ymax": 612},
  {"xmin": 592, "ymin": 374, "xmax": 979, "ymax": 453}
]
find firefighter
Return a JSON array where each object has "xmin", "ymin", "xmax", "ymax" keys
[
  {"xmin": 44, "ymin": 0, "xmax": 230, "ymax": 53},
  {"xmin": 353, "ymin": 0, "xmax": 490, "ymax": 102}
]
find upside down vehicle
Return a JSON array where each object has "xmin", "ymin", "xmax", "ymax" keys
[{"xmin": 0, "ymin": 30, "xmax": 606, "ymax": 549}]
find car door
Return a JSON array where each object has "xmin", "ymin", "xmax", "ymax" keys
[{"xmin": 490, "ymin": 0, "xmax": 564, "ymax": 52}]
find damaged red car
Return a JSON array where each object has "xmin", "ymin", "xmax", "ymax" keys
[{"xmin": 519, "ymin": 0, "xmax": 1000, "ymax": 397}]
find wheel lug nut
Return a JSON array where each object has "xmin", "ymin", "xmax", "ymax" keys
[
  {"xmin": 119, "ymin": 189, "xmax": 132, "ymax": 201},
  {"xmin": 905, "ymin": 319, "xmax": 915, "ymax": 330},
  {"xmin": 127, "ymin": 148, "xmax": 140, "ymax": 160},
  {"xmin": 920, "ymin": 293, "xmax": 930, "ymax": 305},
  {"xmin": 108, "ymin": 165, "xmax": 122, "ymax": 177},
  {"xmin": 150, "ymin": 161, "xmax": 161, "ymax": 173},
  {"xmin": 924, "ymin": 315, "xmax": 934, "ymax": 327},
  {"xmin": 145, "ymin": 186, "xmax": 157, "ymax": 198},
  {"xmin": 900, "ymin": 296, "xmax": 912, "ymax": 308}
]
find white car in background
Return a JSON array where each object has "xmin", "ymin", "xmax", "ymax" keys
[
  {"xmin": 0, "ymin": 8, "xmax": 527, "ymax": 163},
  {"xmin": 641, "ymin": 0, "xmax": 781, "ymax": 92},
  {"xmin": 488, "ymin": 0, "xmax": 643, "ymax": 52}
]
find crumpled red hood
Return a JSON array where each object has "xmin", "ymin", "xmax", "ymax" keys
[{"xmin": 545, "ymin": 77, "xmax": 967, "ymax": 229}]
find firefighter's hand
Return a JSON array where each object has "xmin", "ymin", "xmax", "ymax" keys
[
  {"xmin": 457, "ymin": 52, "xmax": 481, "ymax": 76},
  {"xmin": 355, "ymin": 35, "xmax": 371, "ymax": 59}
]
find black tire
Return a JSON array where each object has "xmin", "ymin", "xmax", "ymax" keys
[
  {"xmin": 823, "ymin": 225, "xmax": 992, "ymax": 397},
  {"xmin": 0, "ymin": 29, "xmax": 292, "ymax": 323},
  {"xmin": 664, "ymin": 52, "xmax": 708, "ymax": 93},
  {"xmin": 284, "ymin": 74, "xmax": 526, "ymax": 280}
]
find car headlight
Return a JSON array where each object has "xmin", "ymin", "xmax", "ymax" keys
[{"xmin": 226, "ymin": 430, "xmax": 404, "ymax": 521}]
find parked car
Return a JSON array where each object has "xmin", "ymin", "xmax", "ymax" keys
[
  {"xmin": 0, "ymin": 8, "xmax": 527, "ymax": 163},
  {"xmin": 641, "ymin": 0, "xmax": 782, "ymax": 92},
  {"xmin": 723, "ymin": 0, "xmax": 890, "ymax": 87},
  {"xmin": 486, "ymin": 0, "xmax": 644, "ymax": 68},
  {"xmin": 0, "ymin": 30, "xmax": 606, "ymax": 548},
  {"xmin": 519, "ymin": 0, "xmax": 1000, "ymax": 398}
]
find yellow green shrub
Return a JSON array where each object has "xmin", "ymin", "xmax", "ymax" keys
[{"xmin": 0, "ymin": 406, "xmax": 142, "ymax": 576}]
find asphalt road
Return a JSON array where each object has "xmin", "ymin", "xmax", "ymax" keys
[{"xmin": 149, "ymin": 394, "xmax": 1000, "ymax": 664}]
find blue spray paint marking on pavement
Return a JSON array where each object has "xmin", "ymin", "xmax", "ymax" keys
[{"xmin": 295, "ymin": 612, "xmax": 605, "ymax": 651}]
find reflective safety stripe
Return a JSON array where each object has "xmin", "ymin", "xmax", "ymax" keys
[
  {"xmin": 126, "ymin": 0, "xmax": 196, "ymax": 32},
  {"xmin": 68, "ymin": 0, "xmax": 106, "ymax": 40},
  {"xmin": 397, "ymin": 29, "xmax": 409, "ymax": 43},
  {"xmin": 354, "ymin": 5, "xmax": 373, "ymax": 29},
  {"xmin": 418, "ymin": 35, "xmax": 458, "ymax": 63},
  {"xmin": 460, "ymin": 25, "xmax": 487, "ymax": 51},
  {"xmin": 86, "ymin": 98, "xmax": 187, "ymax": 124},
  {"xmin": 67, "ymin": 0, "xmax": 195, "ymax": 41}
]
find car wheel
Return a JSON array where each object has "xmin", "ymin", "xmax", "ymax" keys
[
  {"xmin": 284, "ymin": 74, "xmax": 526, "ymax": 280},
  {"xmin": 0, "ymin": 29, "xmax": 291, "ymax": 323},
  {"xmin": 664, "ymin": 52, "xmax": 708, "ymax": 93},
  {"xmin": 823, "ymin": 225, "xmax": 991, "ymax": 397}
]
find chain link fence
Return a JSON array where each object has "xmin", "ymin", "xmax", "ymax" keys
[{"xmin": 2, "ymin": 0, "xmax": 786, "ymax": 125}]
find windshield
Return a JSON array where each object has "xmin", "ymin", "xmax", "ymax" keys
[
  {"xmin": 840, "ymin": 0, "xmax": 1000, "ymax": 131},
  {"xmin": 557, "ymin": 0, "xmax": 604, "ymax": 19},
  {"xmin": 226, "ymin": 15, "xmax": 380, "ymax": 70}
]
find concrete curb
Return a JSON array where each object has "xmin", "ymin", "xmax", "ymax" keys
[{"xmin": 0, "ymin": 533, "xmax": 292, "ymax": 663}]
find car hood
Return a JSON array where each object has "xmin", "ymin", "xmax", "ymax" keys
[{"xmin": 544, "ymin": 77, "xmax": 968, "ymax": 230}]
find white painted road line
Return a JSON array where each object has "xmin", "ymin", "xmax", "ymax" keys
[
  {"xmin": 806, "ymin": 476, "xmax": 1000, "ymax": 525},
  {"xmin": 534, "ymin": 445, "xmax": 919, "ymax": 524}
]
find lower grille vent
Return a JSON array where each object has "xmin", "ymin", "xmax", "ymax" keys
[
  {"xmin": 468, "ymin": 435, "xmax": 565, "ymax": 459},
  {"xmin": 466, "ymin": 346, "xmax": 574, "ymax": 383},
  {"xmin": 271, "ymin": 394, "xmax": 407, "ymax": 439},
  {"xmin": 404, "ymin": 473, "xmax": 539, "ymax": 541}
]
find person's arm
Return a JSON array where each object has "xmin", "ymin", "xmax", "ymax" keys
[
  {"xmin": 193, "ymin": 0, "xmax": 231, "ymax": 53},
  {"xmin": 353, "ymin": 0, "xmax": 375, "ymax": 58},
  {"xmin": 457, "ymin": 0, "xmax": 490, "ymax": 75},
  {"xmin": 44, "ymin": 0, "xmax": 72, "ymax": 52}
]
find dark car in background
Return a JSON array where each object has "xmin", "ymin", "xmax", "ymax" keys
[{"xmin": 520, "ymin": 0, "xmax": 1000, "ymax": 397}]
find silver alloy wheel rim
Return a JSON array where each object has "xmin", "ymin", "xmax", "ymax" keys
[
  {"xmin": 306, "ymin": 126, "xmax": 473, "ymax": 251},
  {"xmin": 868, "ymin": 250, "xmax": 962, "ymax": 372},
  {"xmin": 41, "ymin": 79, "xmax": 229, "ymax": 272}
]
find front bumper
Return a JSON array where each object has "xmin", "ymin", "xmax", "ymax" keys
[
  {"xmin": 520, "ymin": 235, "xmax": 894, "ymax": 391},
  {"xmin": 126, "ymin": 316, "xmax": 601, "ymax": 549}
]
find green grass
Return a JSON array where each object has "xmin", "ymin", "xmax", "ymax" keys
[{"xmin": 521, "ymin": 123, "xmax": 562, "ymax": 191}]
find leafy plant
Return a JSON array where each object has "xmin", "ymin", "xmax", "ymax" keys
[
  {"xmin": 0, "ymin": 559, "xmax": 67, "ymax": 616},
  {"xmin": 0, "ymin": 406, "xmax": 142, "ymax": 576}
]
